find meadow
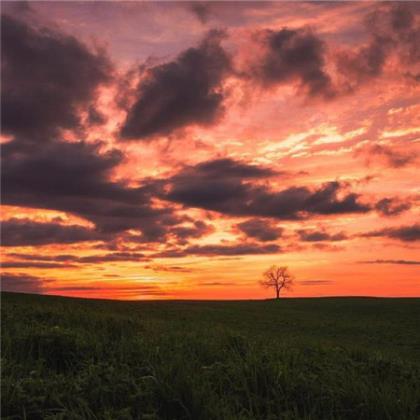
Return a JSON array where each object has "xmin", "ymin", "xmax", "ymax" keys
[{"xmin": 1, "ymin": 292, "xmax": 420, "ymax": 419}]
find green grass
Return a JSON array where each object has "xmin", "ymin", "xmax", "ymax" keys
[{"xmin": 2, "ymin": 292, "xmax": 420, "ymax": 419}]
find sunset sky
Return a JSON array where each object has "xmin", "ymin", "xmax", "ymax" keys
[{"xmin": 1, "ymin": 1, "xmax": 419, "ymax": 299}]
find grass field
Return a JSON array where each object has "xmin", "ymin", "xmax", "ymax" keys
[{"xmin": 1, "ymin": 292, "xmax": 420, "ymax": 419}]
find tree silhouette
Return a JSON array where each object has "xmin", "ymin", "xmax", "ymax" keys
[{"xmin": 260, "ymin": 265, "xmax": 294, "ymax": 299}]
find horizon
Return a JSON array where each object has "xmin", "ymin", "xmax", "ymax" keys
[
  {"xmin": 3, "ymin": 291, "xmax": 419, "ymax": 302},
  {"xmin": 1, "ymin": 1, "xmax": 419, "ymax": 300}
]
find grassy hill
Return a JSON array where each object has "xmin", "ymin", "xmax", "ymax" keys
[{"xmin": 2, "ymin": 292, "xmax": 420, "ymax": 419}]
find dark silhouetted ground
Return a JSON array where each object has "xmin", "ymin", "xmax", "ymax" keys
[{"xmin": 2, "ymin": 292, "xmax": 419, "ymax": 419}]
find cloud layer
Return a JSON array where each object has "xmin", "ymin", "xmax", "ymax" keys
[{"xmin": 1, "ymin": 3, "xmax": 418, "ymax": 298}]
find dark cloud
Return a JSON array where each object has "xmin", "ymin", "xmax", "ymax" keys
[
  {"xmin": 1, "ymin": 261, "xmax": 76, "ymax": 269},
  {"xmin": 361, "ymin": 224, "xmax": 420, "ymax": 242},
  {"xmin": 2, "ymin": 135, "xmax": 203, "ymax": 247},
  {"xmin": 154, "ymin": 242, "xmax": 280, "ymax": 258},
  {"xmin": 297, "ymin": 229, "xmax": 348, "ymax": 242},
  {"xmin": 119, "ymin": 215, "xmax": 213, "ymax": 246},
  {"xmin": 201, "ymin": 281, "xmax": 236, "ymax": 286},
  {"xmin": 299, "ymin": 280, "xmax": 333, "ymax": 286},
  {"xmin": 6, "ymin": 253, "xmax": 80, "ymax": 262},
  {"xmin": 6, "ymin": 252, "xmax": 147, "ymax": 265},
  {"xmin": 161, "ymin": 159, "xmax": 371, "ymax": 219},
  {"xmin": 236, "ymin": 219, "xmax": 283, "ymax": 242},
  {"xmin": 1, "ymin": 218, "xmax": 101, "ymax": 246},
  {"xmin": 370, "ymin": 3, "xmax": 420, "ymax": 65},
  {"xmin": 120, "ymin": 30, "xmax": 231, "ymax": 139},
  {"xmin": 375, "ymin": 197, "xmax": 411, "ymax": 216},
  {"xmin": 189, "ymin": 2, "xmax": 211, "ymax": 24},
  {"xmin": 336, "ymin": 3, "xmax": 420, "ymax": 91},
  {"xmin": 361, "ymin": 144, "xmax": 416, "ymax": 168},
  {"xmin": 1, "ymin": 14, "xmax": 111, "ymax": 141},
  {"xmin": 145, "ymin": 264, "xmax": 193, "ymax": 273},
  {"xmin": 249, "ymin": 27, "xmax": 334, "ymax": 98},
  {"xmin": 87, "ymin": 106, "xmax": 107, "ymax": 126},
  {"xmin": 185, "ymin": 1, "xmax": 273, "ymax": 27},
  {"xmin": 1, "ymin": 139, "xmax": 179, "ymax": 237},
  {"xmin": 1, "ymin": 273, "xmax": 50, "ymax": 294},
  {"xmin": 336, "ymin": 36, "xmax": 390, "ymax": 91},
  {"xmin": 3, "ymin": 140, "xmax": 126, "ymax": 207},
  {"xmin": 187, "ymin": 243, "xmax": 280, "ymax": 256},
  {"xmin": 77, "ymin": 252, "xmax": 147, "ymax": 264},
  {"xmin": 360, "ymin": 259, "xmax": 420, "ymax": 265},
  {"xmin": 311, "ymin": 243, "xmax": 343, "ymax": 252},
  {"xmin": 187, "ymin": 158, "xmax": 277, "ymax": 179}
]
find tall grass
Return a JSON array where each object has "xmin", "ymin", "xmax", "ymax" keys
[{"xmin": 2, "ymin": 293, "xmax": 419, "ymax": 419}]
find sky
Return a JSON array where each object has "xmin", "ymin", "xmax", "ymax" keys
[{"xmin": 1, "ymin": 1, "xmax": 419, "ymax": 300}]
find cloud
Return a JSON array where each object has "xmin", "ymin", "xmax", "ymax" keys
[
  {"xmin": 246, "ymin": 27, "xmax": 334, "ymax": 98},
  {"xmin": 311, "ymin": 243, "xmax": 343, "ymax": 252},
  {"xmin": 360, "ymin": 259, "xmax": 420, "ymax": 265},
  {"xmin": 154, "ymin": 242, "xmax": 280, "ymax": 258},
  {"xmin": 1, "ymin": 14, "xmax": 111, "ymax": 141},
  {"xmin": 87, "ymin": 105, "xmax": 107, "ymax": 126},
  {"xmin": 236, "ymin": 219, "xmax": 283, "ymax": 242},
  {"xmin": 375, "ymin": 197, "xmax": 411, "ymax": 216},
  {"xmin": 299, "ymin": 280, "xmax": 333, "ymax": 286},
  {"xmin": 201, "ymin": 281, "xmax": 236, "ymax": 286},
  {"xmin": 145, "ymin": 264, "xmax": 193, "ymax": 273},
  {"xmin": 6, "ymin": 252, "xmax": 147, "ymax": 265},
  {"xmin": 170, "ymin": 220, "xmax": 214, "ymax": 245},
  {"xmin": 185, "ymin": 158, "xmax": 277, "ymax": 179},
  {"xmin": 1, "ymin": 139, "xmax": 179, "ymax": 237},
  {"xmin": 79, "ymin": 252, "xmax": 147, "ymax": 263},
  {"xmin": 1, "ymin": 262, "xmax": 76, "ymax": 269},
  {"xmin": 336, "ymin": 3, "xmax": 420, "ymax": 91},
  {"xmin": 186, "ymin": 243, "xmax": 280, "ymax": 256},
  {"xmin": 297, "ymin": 229, "xmax": 348, "ymax": 242},
  {"xmin": 6, "ymin": 253, "xmax": 81, "ymax": 262},
  {"xmin": 361, "ymin": 224, "xmax": 420, "ymax": 242},
  {"xmin": 336, "ymin": 35, "xmax": 390, "ymax": 90},
  {"xmin": 120, "ymin": 30, "xmax": 231, "ymax": 139},
  {"xmin": 1, "ymin": 273, "xmax": 51, "ymax": 294},
  {"xmin": 3, "ymin": 140, "xmax": 127, "ymax": 209},
  {"xmin": 188, "ymin": 2, "xmax": 211, "ymax": 24},
  {"xmin": 162, "ymin": 159, "xmax": 371, "ymax": 219},
  {"xmin": 361, "ymin": 144, "xmax": 416, "ymax": 168},
  {"xmin": 1, "ymin": 218, "xmax": 101, "ymax": 246},
  {"xmin": 76, "ymin": 252, "xmax": 148, "ymax": 264}
]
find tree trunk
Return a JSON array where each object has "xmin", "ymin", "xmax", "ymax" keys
[{"xmin": 276, "ymin": 289, "xmax": 280, "ymax": 299}]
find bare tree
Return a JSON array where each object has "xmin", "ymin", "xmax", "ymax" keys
[{"xmin": 260, "ymin": 265, "xmax": 294, "ymax": 299}]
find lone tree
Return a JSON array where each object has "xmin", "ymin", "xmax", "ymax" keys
[{"xmin": 260, "ymin": 265, "xmax": 294, "ymax": 299}]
